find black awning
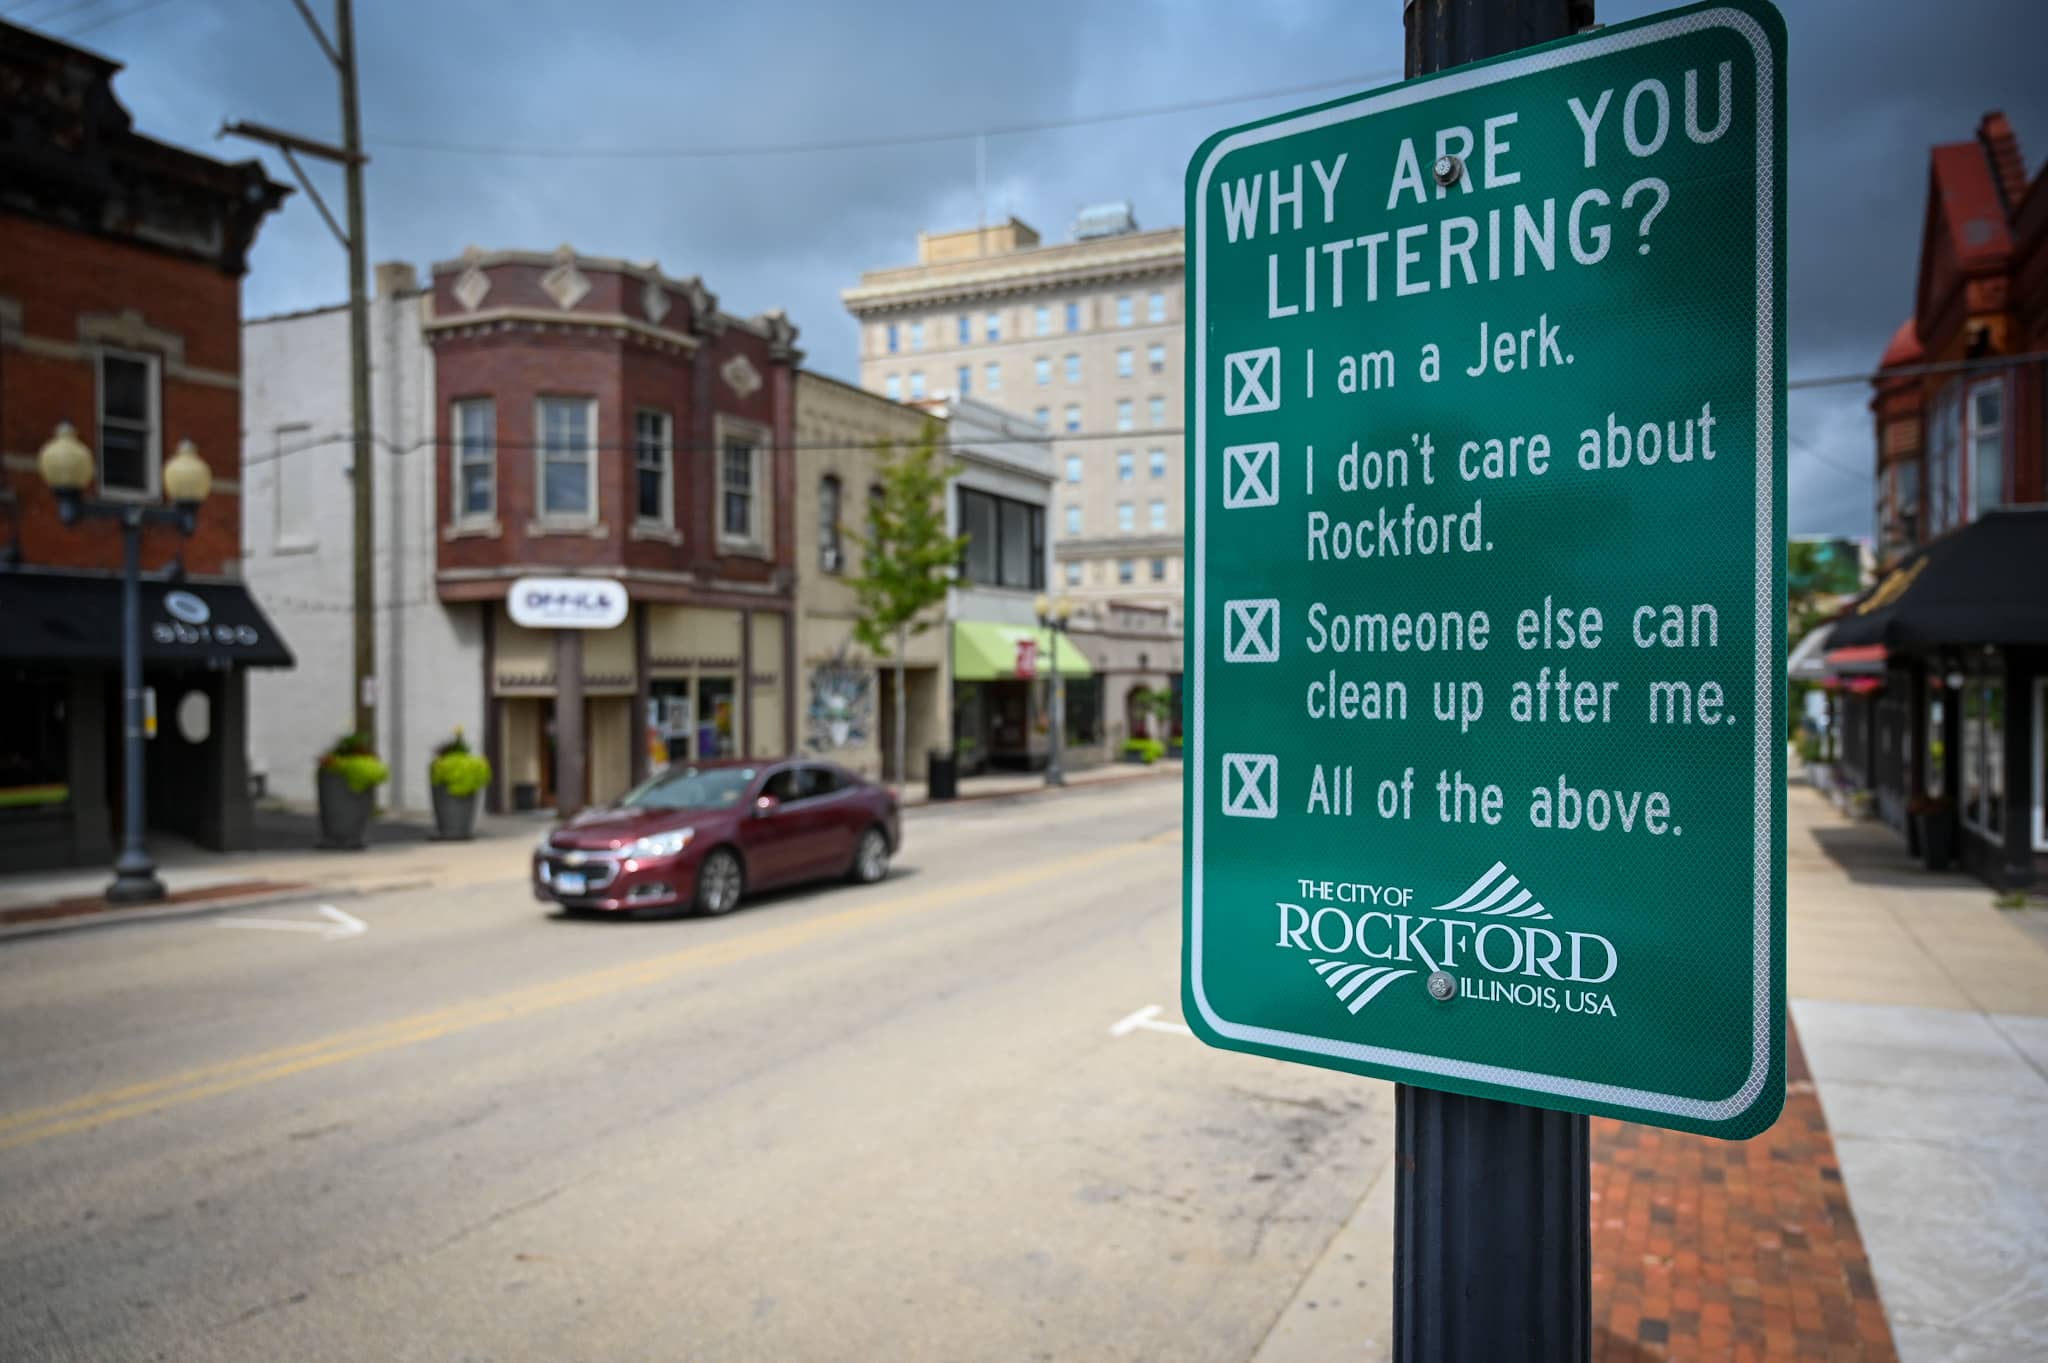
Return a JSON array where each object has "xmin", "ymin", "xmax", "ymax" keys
[
  {"xmin": 0, "ymin": 572, "xmax": 294, "ymax": 668},
  {"xmin": 1829, "ymin": 509, "xmax": 2048, "ymax": 652}
]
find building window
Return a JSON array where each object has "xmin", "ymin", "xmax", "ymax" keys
[
  {"xmin": 819, "ymin": 474, "xmax": 844, "ymax": 574},
  {"xmin": 1148, "ymin": 343, "xmax": 1166, "ymax": 374},
  {"xmin": 1117, "ymin": 451, "xmax": 1134, "ymax": 481},
  {"xmin": 1117, "ymin": 502, "xmax": 1134, "ymax": 532},
  {"xmin": 1116, "ymin": 348, "xmax": 1133, "ymax": 379},
  {"xmin": 1035, "ymin": 305, "xmax": 1051, "ymax": 336},
  {"xmin": 985, "ymin": 362, "xmax": 1001, "ymax": 393},
  {"xmin": 717, "ymin": 417, "xmax": 770, "ymax": 550},
  {"xmin": 1035, "ymin": 357, "xmax": 1052, "ymax": 387},
  {"xmin": 2035, "ymin": 679, "xmax": 2048, "ymax": 852},
  {"xmin": 1928, "ymin": 376, "xmax": 2009, "ymax": 535},
  {"xmin": 633, "ymin": 408, "xmax": 673, "ymax": 525},
  {"xmin": 957, "ymin": 315, "xmax": 971, "ymax": 345},
  {"xmin": 909, "ymin": 370, "xmax": 926, "ymax": 399},
  {"xmin": 1116, "ymin": 296, "xmax": 1133, "ymax": 326},
  {"xmin": 1066, "ymin": 301, "xmax": 1081, "ymax": 332},
  {"xmin": 452, "ymin": 399, "xmax": 494, "ymax": 521},
  {"xmin": 1148, "ymin": 449, "xmax": 1166, "ymax": 479},
  {"xmin": 1148, "ymin": 499, "xmax": 1166, "ymax": 531},
  {"xmin": 1064, "ymin": 561, "xmax": 1083, "ymax": 587},
  {"xmin": 885, "ymin": 374, "xmax": 901, "ymax": 401},
  {"xmin": 1064, "ymin": 405, "xmax": 1081, "ymax": 433},
  {"xmin": 885, "ymin": 323, "xmax": 899, "ymax": 354},
  {"xmin": 1150, "ymin": 556, "xmax": 1166, "ymax": 581},
  {"xmin": 1065, "ymin": 504, "xmax": 1082, "ymax": 535},
  {"xmin": 1148, "ymin": 291, "xmax": 1166, "ymax": 323},
  {"xmin": 957, "ymin": 365, "xmax": 972, "ymax": 396},
  {"xmin": 96, "ymin": 349, "xmax": 158, "ymax": 496},
  {"xmin": 1035, "ymin": 407, "xmax": 1050, "ymax": 428},
  {"xmin": 958, "ymin": 487, "xmax": 1045, "ymax": 591},
  {"xmin": 1960, "ymin": 662, "xmax": 2006, "ymax": 841},
  {"xmin": 986, "ymin": 311, "xmax": 1001, "ymax": 341},
  {"xmin": 1971, "ymin": 382, "xmax": 2005, "ymax": 517},
  {"xmin": 909, "ymin": 320, "xmax": 924, "ymax": 351},
  {"xmin": 1065, "ymin": 353, "xmax": 1081, "ymax": 384},
  {"xmin": 1064, "ymin": 454, "xmax": 1083, "ymax": 483},
  {"xmin": 1148, "ymin": 396, "xmax": 1165, "ymax": 427},
  {"xmin": 1880, "ymin": 459, "xmax": 1920, "ymax": 553},
  {"xmin": 1117, "ymin": 558, "xmax": 1135, "ymax": 583},
  {"xmin": 537, "ymin": 396, "xmax": 595, "ymax": 519},
  {"xmin": 1116, "ymin": 400, "xmax": 1133, "ymax": 432}
]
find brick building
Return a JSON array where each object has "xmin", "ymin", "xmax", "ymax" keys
[
  {"xmin": 1830, "ymin": 113, "xmax": 2047, "ymax": 888},
  {"xmin": 0, "ymin": 20, "xmax": 289, "ymax": 869},
  {"xmin": 244, "ymin": 247, "xmax": 802, "ymax": 815}
]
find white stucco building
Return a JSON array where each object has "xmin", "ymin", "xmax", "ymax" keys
[{"xmin": 241, "ymin": 263, "xmax": 478, "ymax": 813}]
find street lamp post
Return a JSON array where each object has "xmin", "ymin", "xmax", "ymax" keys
[
  {"xmin": 37, "ymin": 422, "xmax": 213, "ymax": 903},
  {"xmin": 1034, "ymin": 594, "xmax": 1074, "ymax": 787}
]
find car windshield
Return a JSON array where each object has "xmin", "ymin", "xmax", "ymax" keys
[{"xmin": 617, "ymin": 766, "xmax": 756, "ymax": 811}]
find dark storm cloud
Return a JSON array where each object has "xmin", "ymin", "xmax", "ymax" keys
[{"xmin": 64, "ymin": 0, "xmax": 2048, "ymax": 537}]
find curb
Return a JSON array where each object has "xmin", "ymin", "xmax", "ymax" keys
[
  {"xmin": 0, "ymin": 878, "xmax": 434, "ymax": 944},
  {"xmin": 904, "ymin": 763, "xmax": 1183, "ymax": 814}
]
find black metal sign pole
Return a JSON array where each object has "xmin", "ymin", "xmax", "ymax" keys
[{"xmin": 1394, "ymin": 4, "xmax": 1597, "ymax": 1362}]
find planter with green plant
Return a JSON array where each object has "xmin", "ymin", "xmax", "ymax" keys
[
  {"xmin": 317, "ymin": 733, "xmax": 389, "ymax": 849},
  {"xmin": 428, "ymin": 728, "xmax": 491, "ymax": 841},
  {"xmin": 1908, "ymin": 793, "xmax": 1954, "ymax": 872},
  {"xmin": 1121, "ymin": 736, "xmax": 1165, "ymax": 765}
]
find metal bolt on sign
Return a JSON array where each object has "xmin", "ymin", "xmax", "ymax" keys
[
  {"xmin": 1431, "ymin": 154, "xmax": 1463, "ymax": 187},
  {"xmin": 1426, "ymin": 972, "xmax": 1457, "ymax": 1002}
]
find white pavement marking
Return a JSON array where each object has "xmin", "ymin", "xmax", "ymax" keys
[
  {"xmin": 216, "ymin": 904, "xmax": 366, "ymax": 942},
  {"xmin": 1109, "ymin": 1004, "xmax": 1194, "ymax": 1039}
]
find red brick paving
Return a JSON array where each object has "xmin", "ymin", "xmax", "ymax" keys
[
  {"xmin": 1591, "ymin": 1022, "xmax": 1896, "ymax": 1362},
  {"xmin": 0, "ymin": 880, "xmax": 307, "ymax": 926}
]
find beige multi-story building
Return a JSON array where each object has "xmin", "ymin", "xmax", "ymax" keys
[
  {"xmin": 793, "ymin": 371, "xmax": 947, "ymax": 782},
  {"xmin": 842, "ymin": 210, "xmax": 1185, "ymax": 619}
]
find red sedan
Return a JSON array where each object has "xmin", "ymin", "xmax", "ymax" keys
[{"xmin": 532, "ymin": 759, "xmax": 900, "ymax": 917}]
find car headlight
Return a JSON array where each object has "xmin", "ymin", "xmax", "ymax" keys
[{"xmin": 632, "ymin": 827, "xmax": 695, "ymax": 858}]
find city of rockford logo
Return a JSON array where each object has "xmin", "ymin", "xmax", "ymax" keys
[{"xmin": 1277, "ymin": 861, "xmax": 1619, "ymax": 1020}]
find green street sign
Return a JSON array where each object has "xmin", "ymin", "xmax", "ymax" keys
[{"xmin": 1181, "ymin": 0, "xmax": 1787, "ymax": 1140}]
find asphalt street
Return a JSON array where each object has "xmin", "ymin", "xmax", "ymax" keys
[{"xmin": 0, "ymin": 781, "xmax": 1394, "ymax": 1363}]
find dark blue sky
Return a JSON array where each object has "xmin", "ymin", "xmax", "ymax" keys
[{"xmin": 30, "ymin": 0, "xmax": 2048, "ymax": 537}]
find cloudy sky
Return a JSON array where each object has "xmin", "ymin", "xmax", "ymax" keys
[{"xmin": 33, "ymin": 0, "xmax": 2048, "ymax": 537}]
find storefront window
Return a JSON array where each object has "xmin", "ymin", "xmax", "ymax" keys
[
  {"xmin": 1960, "ymin": 663, "xmax": 2005, "ymax": 840},
  {"xmin": 1063, "ymin": 676, "xmax": 1100, "ymax": 746},
  {"xmin": 699, "ymin": 678, "xmax": 736, "ymax": 758},
  {"xmin": 1925, "ymin": 691, "xmax": 1945, "ymax": 797},
  {"xmin": 0, "ymin": 675, "xmax": 68, "ymax": 809}
]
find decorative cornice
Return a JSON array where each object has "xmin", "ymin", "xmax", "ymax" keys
[
  {"xmin": 422, "ymin": 307, "xmax": 699, "ymax": 352},
  {"xmin": 843, "ymin": 230, "xmax": 1184, "ymax": 313}
]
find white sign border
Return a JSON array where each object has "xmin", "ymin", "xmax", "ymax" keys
[{"xmin": 1189, "ymin": 6, "xmax": 1779, "ymax": 1125}]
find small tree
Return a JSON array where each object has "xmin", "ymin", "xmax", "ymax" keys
[{"xmin": 849, "ymin": 421, "xmax": 966, "ymax": 787}]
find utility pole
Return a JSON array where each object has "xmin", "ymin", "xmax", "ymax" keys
[
  {"xmin": 1392, "ymin": 0, "xmax": 1598, "ymax": 1352},
  {"xmin": 225, "ymin": 0, "xmax": 375, "ymax": 740}
]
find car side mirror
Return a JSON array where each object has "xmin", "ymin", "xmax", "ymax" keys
[{"xmin": 753, "ymin": 794, "xmax": 779, "ymax": 817}]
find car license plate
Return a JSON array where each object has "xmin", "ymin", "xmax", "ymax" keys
[{"xmin": 555, "ymin": 870, "xmax": 587, "ymax": 895}]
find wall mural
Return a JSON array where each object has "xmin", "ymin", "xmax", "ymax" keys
[{"xmin": 806, "ymin": 656, "xmax": 874, "ymax": 751}]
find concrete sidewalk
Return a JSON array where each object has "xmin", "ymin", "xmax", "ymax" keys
[{"xmin": 1785, "ymin": 782, "xmax": 2048, "ymax": 1363}]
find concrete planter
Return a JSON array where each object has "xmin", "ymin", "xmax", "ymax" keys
[
  {"xmin": 316, "ymin": 767, "xmax": 375, "ymax": 850},
  {"xmin": 430, "ymin": 782, "xmax": 481, "ymax": 841}
]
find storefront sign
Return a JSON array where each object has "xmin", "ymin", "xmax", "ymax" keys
[
  {"xmin": 1182, "ymin": 1, "xmax": 1787, "ymax": 1139},
  {"xmin": 507, "ymin": 576, "xmax": 629, "ymax": 630}
]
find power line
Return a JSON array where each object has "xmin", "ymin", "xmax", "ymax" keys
[
  {"xmin": 369, "ymin": 71, "xmax": 1404, "ymax": 161},
  {"xmin": 57, "ymin": 0, "xmax": 176, "ymax": 37},
  {"xmin": 1786, "ymin": 348, "xmax": 2048, "ymax": 391}
]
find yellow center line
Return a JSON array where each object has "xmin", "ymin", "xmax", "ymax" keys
[{"xmin": 0, "ymin": 838, "xmax": 1163, "ymax": 1152}]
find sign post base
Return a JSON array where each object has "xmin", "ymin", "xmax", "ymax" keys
[{"xmin": 1394, "ymin": 1085, "xmax": 1591, "ymax": 1362}]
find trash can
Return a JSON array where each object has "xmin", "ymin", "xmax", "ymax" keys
[{"xmin": 926, "ymin": 749, "xmax": 958, "ymax": 801}]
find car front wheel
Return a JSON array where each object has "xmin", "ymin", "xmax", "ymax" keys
[
  {"xmin": 693, "ymin": 848, "xmax": 745, "ymax": 916},
  {"xmin": 849, "ymin": 828, "xmax": 890, "ymax": 885}
]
